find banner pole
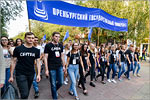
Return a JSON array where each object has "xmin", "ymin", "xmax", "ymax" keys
[
  {"xmin": 28, "ymin": 19, "xmax": 31, "ymax": 32},
  {"xmin": 26, "ymin": 0, "xmax": 31, "ymax": 32},
  {"xmin": 98, "ymin": 28, "xmax": 100, "ymax": 46}
]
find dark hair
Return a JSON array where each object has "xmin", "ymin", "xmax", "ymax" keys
[
  {"xmin": 52, "ymin": 32, "xmax": 60, "ymax": 37},
  {"xmin": 1, "ymin": 36, "xmax": 8, "ymax": 47},
  {"xmin": 8, "ymin": 39, "xmax": 14, "ymax": 42},
  {"xmin": 100, "ymin": 47, "xmax": 105, "ymax": 55},
  {"xmin": 25, "ymin": 32, "xmax": 35, "ymax": 38},
  {"xmin": 8, "ymin": 40, "xmax": 14, "ymax": 46},
  {"xmin": 81, "ymin": 44, "xmax": 88, "ymax": 55},
  {"xmin": 15, "ymin": 38, "xmax": 23, "ymax": 46},
  {"xmin": 135, "ymin": 47, "xmax": 139, "ymax": 52},
  {"xmin": 35, "ymin": 36, "xmax": 38, "ymax": 39},
  {"xmin": 1, "ymin": 36, "xmax": 8, "ymax": 40}
]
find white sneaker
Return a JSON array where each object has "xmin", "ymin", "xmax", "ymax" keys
[
  {"xmin": 65, "ymin": 78, "xmax": 68, "ymax": 82},
  {"xmin": 111, "ymin": 79, "xmax": 117, "ymax": 84},
  {"xmin": 107, "ymin": 79, "xmax": 111, "ymax": 83},
  {"xmin": 64, "ymin": 81, "xmax": 68, "ymax": 85}
]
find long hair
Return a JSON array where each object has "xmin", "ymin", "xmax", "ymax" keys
[
  {"xmin": 81, "ymin": 44, "xmax": 88, "ymax": 56},
  {"xmin": 100, "ymin": 47, "xmax": 105, "ymax": 55},
  {"xmin": 135, "ymin": 47, "xmax": 139, "ymax": 53},
  {"xmin": 15, "ymin": 38, "xmax": 23, "ymax": 46}
]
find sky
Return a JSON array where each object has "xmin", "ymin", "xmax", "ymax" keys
[{"xmin": 7, "ymin": 1, "xmax": 75, "ymax": 38}]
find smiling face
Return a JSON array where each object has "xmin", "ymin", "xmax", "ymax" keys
[
  {"xmin": 1, "ymin": 37, "xmax": 8, "ymax": 47},
  {"xmin": 73, "ymin": 43, "xmax": 79, "ymax": 51},
  {"xmin": 16, "ymin": 39, "xmax": 22, "ymax": 46}
]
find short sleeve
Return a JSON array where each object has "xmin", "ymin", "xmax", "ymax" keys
[
  {"xmin": 44, "ymin": 44, "xmax": 49, "ymax": 54},
  {"xmin": 35, "ymin": 49, "xmax": 40, "ymax": 59},
  {"xmin": 13, "ymin": 47, "xmax": 18, "ymax": 57},
  {"xmin": 88, "ymin": 50, "xmax": 91, "ymax": 53},
  {"xmin": 61, "ymin": 44, "xmax": 63, "ymax": 53},
  {"xmin": 119, "ymin": 51, "xmax": 121, "ymax": 54},
  {"xmin": 67, "ymin": 52, "xmax": 71, "ymax": 57}
]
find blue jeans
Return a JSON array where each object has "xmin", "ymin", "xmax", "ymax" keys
[
  {"xmin": 68, "ymin": 64, "xmax": 79, "ymax": 97},
  {"xmin": 126, "ymin": 63, "xmax": 131, "ymax": 78},
  {"xmin": 49, "ymin": 67, "xmax": 64, "ymax": 100},
  {"xmin": 130, "ymin": 62, "xmax": 134, "ymax": 72},
  {"xmin": 33, "ymin": 74, "xmax": 39, "ymax": 93},
  {"xmin": 141, "ymin": 54, "xmax": 146, "ymax": 61},
  {"xmin": 133, "ymin": 61, "xmax": 141, "ymax": 74},
  {"xmin": 118, "ymin": 62, "xmax": 126, "ymax": 79},
  {"xmin": 107, "ymin": 63, "xmax": 117, "ymax": 79},
  {"xmin": 1, "ymin": 68, "xmax": 10, "ymax": 96}
]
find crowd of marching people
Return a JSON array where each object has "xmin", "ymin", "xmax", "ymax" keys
[{"xmin": 0, "ymin": 31, "xmax": 143, "ymax": 100}]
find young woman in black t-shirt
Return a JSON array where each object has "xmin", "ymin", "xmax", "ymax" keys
[
  {"xmin": 118, "ymin": 45, "xmax": 126, "ymax": 81},
  {"xmin": 107, "ymin": 45, "xmax": 117, "ymax": 83},
  {"xmin": 85, "ymin": 43, "xmax": 96, "ymax": 87},
  {"xmin": 65, "ymin": 43, "xmax": 84, "ymax": 100},
  {"xmin": 78, "ymin": 44, "xmax": 88, "ymax": 95},
  {"xmin": 133, "ymin": 47, "xmax": 141, "ymax": 77},
  {"xmin": 96, "ymin": 47, "xmax": 106, "ymax": 84}
]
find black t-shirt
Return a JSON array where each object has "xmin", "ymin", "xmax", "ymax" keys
[
  {"xmin": 134, "ymin": 52, "xmax": 139, "ymax": 61},
  {"xmin": 44, "ymin": 43, "xmax": 63, "ymax": 70},
  {"xmin": 100, "ymin": 53, "xmax": 106, "ymax": 64},
  {"xmin": 119, "ymin": 50, "xmax": 126, "ymax": 62},
  {"xmin": 13, "ymin": 45, "xmax": 40, "ymax": 76},
  {"xmin": 81, "ymin": 53, "xmax": 88, "ymax": 66},
  {"xmin": 125, "ymin": 49, "xmax": 133, "ymax": 63},
  {"xmin": 67, "ymin": 52, "xmax": 80, "ymax": 65},
  {"xmin": 88, "ymin": 50, "xmax": 95, "ymax": 64},
  {"xmin": 109, "ymin": 50, "xmax": 117, "ymax": 64}
]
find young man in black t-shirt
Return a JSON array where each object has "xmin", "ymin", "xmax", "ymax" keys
[
  {"xmin": 124, "ymin": 44, "xmax": 134, "ymax": 80},
  {"xmin": 8, "ymin": 32, "xmax": 41, "ymax": 99},
  {"xmin": 44, "ymin": 32, "xmax": 65, "ymax": 100}
]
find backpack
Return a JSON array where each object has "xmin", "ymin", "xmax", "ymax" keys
[{"xmin": 1, "ymin": 84, "xmax": 19, "ymax": 100}]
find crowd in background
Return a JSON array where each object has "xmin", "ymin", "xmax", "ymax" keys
[{"xmin": 0, "ymin": 32, "xmax": 147, "ymax": 100}]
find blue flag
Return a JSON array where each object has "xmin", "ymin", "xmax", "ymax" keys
[
  {"xmin": 63, "ymin": 30, "xmax": 69, "ymax": 42},
  {"xmin": 26, "ymin": 0, "xmax": 128, "ymax": 32},
  {"xmin": 88, "ymin": 27, "xmax": 93, "ymax": 41},
  {"xmin": 43, "ymin": 34, "xmax": 46, "ymax": 41}
]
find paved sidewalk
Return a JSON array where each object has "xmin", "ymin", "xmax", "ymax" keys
[{"xmin": 26, "ymin": 61, "xmax": 149, "ymax": 100}]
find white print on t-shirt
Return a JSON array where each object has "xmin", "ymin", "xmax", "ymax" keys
[
  {"xmin": 73, "ymin": 59, "xmax": 76, "ymax": 64},
  {"xmin": 102, "ymin": 56, "xmax": 105, "ymax": 62},
  {"xmin": 113, "ymin": 54, "xmax": 116, "ymax": 60},
  {"xmin": 20, "ymin": 52, "xmax": 35, "ymax": 57},
  {"xmin": 51, "ymin": 47, "xmax": 61, "ymax": 51},
  {"xmin": 55, "ymin": 51, "xmax": 60, "ymax": 57}
]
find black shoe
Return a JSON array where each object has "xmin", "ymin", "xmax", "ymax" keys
[
  {"xmin": 68, "ymin": 91, "xmax": 74, "ymax": 96},
  {"xmin": 90, "ymin": 82, "xmax": 95, "ymax": 87},
  {"xmin": 101, "ymin": 81, "xmax": 106, "ymax": 84},
  {"xmin": 34, "ymin": 92, "xmax": 39, "ymax": 99}
]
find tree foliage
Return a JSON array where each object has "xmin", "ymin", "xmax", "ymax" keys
[{"xmin": 0, "ymin": 0, "xmax": 23, "ymax": 37}]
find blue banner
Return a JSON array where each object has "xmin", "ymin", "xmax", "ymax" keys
[{"xmin": 27, "ymin": 0, "xmax": 128, "ymax": 32}]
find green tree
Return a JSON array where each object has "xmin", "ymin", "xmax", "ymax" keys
[{"xmin": 0, "ymin": 0, "xmax": 23, "ymax": 37}]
